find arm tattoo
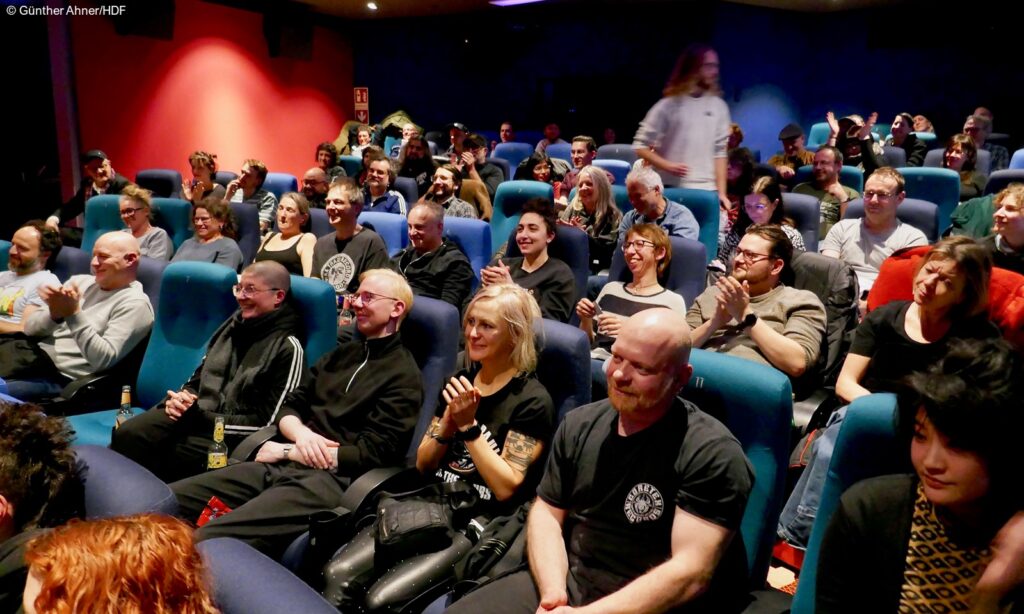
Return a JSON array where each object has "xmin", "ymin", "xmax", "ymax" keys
[{"xmin": 502, "ymin": 431, "xmax": 539, "ymax": 476}]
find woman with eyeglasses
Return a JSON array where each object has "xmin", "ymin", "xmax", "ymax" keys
[
  {"xmin": 254, "ymin": 192, "xmax": 317, "ymax": 276},
  {"xmin": 714, "ymin": 176, "xmax": 804, "ymax": 274},
  {"xmin": 180, "ymin": 150, "xmax": 226, "ymax": 206},
  {"xmin": 171, "ymin": 197, "xmax": 244, "ymax": 272},
  {"xmin": 323, "ymin": 283, "xmax": 555, "ymax": 612},
  {"xmin": 515, "ymin": 152, "xmax": 566, "ymax": 201},
  {"xmin": 942, "ymin": 133, "xmax": 988, "ymax": 201},
  {"xmin": 481, "ymin": 198, "xmax": 576, "ymax": 322},
  {"xmin": 576, "ymin": 224, "xmax": 686, "ymax": 399},
  {"xmin": 119, "ymin": 183, "xmax": 173, "ymax": 260},
  {"xmin": 817, "ymin": 338, "xmax": 1024, "ymax": 614}
]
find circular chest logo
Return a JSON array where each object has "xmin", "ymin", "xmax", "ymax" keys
[
  {"xmin": 624, "ymin": 483, "xmax": 664, "ymax": 524},
  {"xmin": 321, "ymin": 253, "xmax": 356, "ymax": 294}
]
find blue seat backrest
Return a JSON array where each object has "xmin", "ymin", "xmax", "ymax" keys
[
  {"xmin": 896, "ymin": 167, "xmax": 960, "ymax": 233},
  {"xmin": 393, "ymin": 176, "xmax": 419, "ymax": 207},
  {"xmin": 75, "ymin": 445, "xmax": 178, "ymax": 518},
  {"xmin": 781, "ymin": 192, "xmax": 822, "ymax": 252},
  {"xmin": 596, "ymin": 143, "xmax": 638, "ymax": 164},
  {"xmin": 136, "ymin": 257, "xmax": 168, "ymax": 314},
  {"xmin": 400, "ymin": 296, "xmax": 460, "ymax": 461},
  {"xmin": 793, "ymin": 165, "xmax": 864, "ymax": 194},
  {"xmin": 230, "ymin": 202, "xmax": 261, "ymax": 264},
  {"xmin": 0, "ymin": 240, "xmax": 9, "ymax": 270},
  {"xmin": 806, "ymin": 122, "xmax": 832, "ymax": 150},
  {"xmin": 608, "ymin": 236, "xmax": 707, "ymax": 306},
  {"xmin": 504, "ymin": 224, "xmax": 590, "ymax": 306},
  {"xmin": 52, "ymin": 246, "xmax": 92, "ymax": 283},
  {"xmin": 662, "ymin": 187, "xmax": 720, "ymax": 264},
  {"xmin": 683, "ymin": 349, "xmax": 793, "ymax": 588},
  {"xmin": 490, "ymin": 180, "xmax": 554, "ymax": 251},
  {"xmin": 442, "ymin": 216, "xmax": 491, "ymax": 290},
  {"xmin": 263, "ymin": 173, "xmax": 298, "ymax": 201},
  {"xmin": 881, "ymin": 145, "xmax": 907, "ymax": 168},
  {"xmin": 136, "ymin": 168, "xmax": 182, "ymax": 198},
  {"xmin": 791, "ymin": 393, "xmax": 904, "ymax": 614},
  {"xmin": 309, "ymin": 208, "xmax": 333, "ymax": 238},
  {"xmin": 984, "ymin": 169, "xmax": 1024, "ymax": 196},
  {"xmin": 135, "ymin": 262, "xmax": 239, "ymax": 409},
  {"xmin": 339, "ymin": 155, "xmax": 363, "ymax": 177},
  {"xmin": 358, "ymin": 211, "xmax": 408, "ymax": 256},
  {"xmin": 1010, "ymin": 148, "xmax": 1024, "ymax": 170},
  {"xmin": 214, "ymin": 170, "xmax": 238, "ymax": 187},
  {"xmin": 912, "ymin": 132, "xmax": 937, "ymax": 147},
  {"xmin": 82, "ymin": 195, "xmax": 125, "ymax": 253},
  {"xmin": 198, "ymin": 538, "xmax": 338, "ymax": 614},
  {"xmin": 492, "ymin": 143, "xmax": 535, "ymax": 175},
  {"xmin": 592, "ymin": 159, "xmax": 631, "ymax": 185},
  {"xmin": 288, "ymin": 275, "xmax": 337, "ymax": 368},
  {"xmin": 151, "ymin": 198, "xmax": 194, "ymax": 251},
  {"xmin": 384, "ymin": 136, "xmax": 401, "ymax": 158},
  {"xmin": 487, "ymin": 157, "xmax": 511, "ymax": 182},
  {"xmin": 546, "ymin": 142, "xmax": 571, "ymax": 164},
  {"xmin": 537, "ymin": 319, "xmax": 591, "ymax": 422},
  {"xmin": 843, "ymin": 197, "xmax": 939, "ymax": 242}
]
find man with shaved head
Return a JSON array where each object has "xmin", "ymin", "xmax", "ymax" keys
[
  {"xmin": 447, "ymin": 310, "xmax": 754, "ymax": 614},
  {"xmin": 1, "ymin": 231, "xmax": 153, "ymax": 400},
  {"xmin": 302, "ymin": 167, "xmax": 331, "ymax": 208},
  {"xmin": 112, "ymin": 261, "xmax": 305, "ymax": 482}
]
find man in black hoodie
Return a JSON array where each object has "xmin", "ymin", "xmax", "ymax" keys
[
  {"xmin": 171, "ymin": 268, "xmax": 423, "ymax": 558},
  {"xmin": 393, "ymin": 201, "xmax": 475, "ymax": 310},
  {"xmin": 0, "ymin": 404, "xmax": 78, "ymax": 612},
  {"xmin": 112, "ymin": 261, "xmax": 305, "ymax": 482}
]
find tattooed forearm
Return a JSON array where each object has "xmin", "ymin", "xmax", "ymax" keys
[{"xmin": 502, "ymin": 430, "xmax": 540, "ymax": 475}]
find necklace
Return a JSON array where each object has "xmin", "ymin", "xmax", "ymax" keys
[{"xmin": 627, "ymin": 281, "xmax": 661, "ymax": 294}]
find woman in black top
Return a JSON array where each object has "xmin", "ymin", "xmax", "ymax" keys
[
  {"xmin": 254, "ymin": 192, "xmax": 317, "ymax": 276},
  {"xmin": 322, "ymin": 283, "xmax": 555, "ymax": 611},
  {"xmin": 180, "ymin": 150, "xmax": 226, "ymax": 205},
  {"xmin": 818, "ymin": 338, "xmax": 1024, "ymax": 613},
  {"xmin": 943, "ymin": 133, "xmax": 988, "ymax": 201},
  {"xmin": 558, "ymin": 165, "xmax": 622, "ymax": 273}
]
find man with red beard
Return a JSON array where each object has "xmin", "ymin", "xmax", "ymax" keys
[
  {"xmin": 445, "ymin": 309, "xmax": 753, "ymax": 614},
  {"xmin": 687, "ymin": 224, "xmax": 826, "ymax": 379}
]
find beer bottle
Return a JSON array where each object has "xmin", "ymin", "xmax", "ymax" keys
[
  {"xmin": 207, "ymin": 416, "xmax": 228, "ymax": 470},
  {"xmin": 114, "ymin": 385, "xmax": 134, "ymax": 429}
]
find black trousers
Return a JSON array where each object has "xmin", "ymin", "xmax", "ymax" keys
[
  {"xmin": 111, "ymin": 406, "xmax": 227, "ymax": 482},
  {"xmin": 171, "ymin": 461, "xmax": 350, "ymax": 559}
]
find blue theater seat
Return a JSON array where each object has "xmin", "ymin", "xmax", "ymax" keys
[{"xmin": 136, "ymin": 168, "xmax": 182, "ymax": 198}]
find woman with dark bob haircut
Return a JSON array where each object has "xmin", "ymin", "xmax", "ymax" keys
[{"xmin": 817, "ymin": 337, "xmax": 1024, "ymax": 613}]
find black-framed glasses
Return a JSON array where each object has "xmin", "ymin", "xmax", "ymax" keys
[
  {"xmin": 232, "ymin": 284, "xmax": 280, "ymax": 298},
  {"xmin": 734, "ymin": 248, "xmax": 772, "ymax": 263},
  {"xmin": 120, "ymin": 207, "xmax": 144, "ymax": 217},
  {"xmin": 621, "ymin": 239, "xmax": 656, "ymax": 252},
  {"xmin": 352, "ymin": 290, "xmax": 398, "ymax": 306}
]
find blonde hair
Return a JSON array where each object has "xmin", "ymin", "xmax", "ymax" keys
[
  {"xmin": 464, "ymin": 284, "xmax": 542, "ymax": 373},
  {"xmin": 24, "ymin": 514, "xmax": 219, "ymax": 614},
  {"xmin": 359, "ymin": 268, "xmax": 414, "ymax": 324}
]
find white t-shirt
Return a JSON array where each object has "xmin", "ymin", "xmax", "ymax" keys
[
  {"xmin": 820, "ymin": 219, "xmax": 928, "ymax": 291},
  {"xmin": 0, "ymin": 269, "xmax": 59, "ymax": 324}
]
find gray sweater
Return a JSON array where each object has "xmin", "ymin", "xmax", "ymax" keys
[{"xmin": 24, "ymin": 275, "xmax": 154, "ymax": 379}]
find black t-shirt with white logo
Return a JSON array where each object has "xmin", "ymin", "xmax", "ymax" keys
[
  {"xmin": 537, "ymin": 398, "xmax": 753, "ymax": 609},
  {"xmin": 435, "ymin": 368, "xmax": 554, "ymax": 517}
]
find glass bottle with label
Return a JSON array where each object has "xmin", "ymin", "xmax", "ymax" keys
[
  {"xmin": 114, "ymin": 385, "xmax": 134, "ymax": 429},
  {"xmin": 207, "ymin": 416, "xmax": 228, "ymax": 470}
]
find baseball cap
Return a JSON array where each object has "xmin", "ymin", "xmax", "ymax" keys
[
  {"xmin": 82, "ymin": 149, "xmax": 108, "ymax": 163},
  {"xmin": 778, "ymin": 123, "xmax": 803, "ymax": 141},
  {"xmin": 447, "ymin": 122, "xmax": 469, "ymax": 133}
]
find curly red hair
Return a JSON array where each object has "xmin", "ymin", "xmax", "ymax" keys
[{"xmin": 24, "ymin": 514, "xmax": 219, "ymax": 614}]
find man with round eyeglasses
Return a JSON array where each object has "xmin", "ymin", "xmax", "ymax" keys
[
  {"xmin": 686, "ymin": 224, "xmax": 826, "ymax": 378},
  {"xmin": 112, "ymin": 260, "xmax": 304, "ymax": 482},
  {"xmin": 820, "ymin": 167, "xmax": 927, "ymax": 298}
]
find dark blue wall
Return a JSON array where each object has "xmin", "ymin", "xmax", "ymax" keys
[{"xmin": 349, "ymin": 1, "xmax": 1021, "ymax": 159}]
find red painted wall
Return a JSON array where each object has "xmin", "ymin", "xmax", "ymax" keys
[{"xmin": 70, "ymin": 0, "xmax": 352, "ymax": 182}]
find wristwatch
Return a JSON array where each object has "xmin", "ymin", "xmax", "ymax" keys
[
  {"xmin": 455, "ymin": 423, "xmax": 483, "ymax": 442},
  {"xmin": 281, "ymin": 444, "xmax": 294, "ymax": 460},
  {"xmin": 740, "ymin": 313, "xmax": 758, "ymax": 330}
]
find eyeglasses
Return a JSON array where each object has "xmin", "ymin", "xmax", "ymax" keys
[
  {"xmin": 621, "ymin": 239, "xmax": 656, "ymax": 252},
  {"xmin": 734, "ymin": 248, "xmax": 772, "ymax": 263},
  {"xmin": 352, "ymin": 290, "xmax": 398, "ymax": 306},
  {"xmin": 120, "ymin": 207, "xmax": 144, "ymax": 217},
  {"xmin": 863, "ymin": 191, "xmax": 898, "ymax": 200},
  {"xmin": 232, "ymin": 284, "xmax": 280, "ymax": 298}
]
